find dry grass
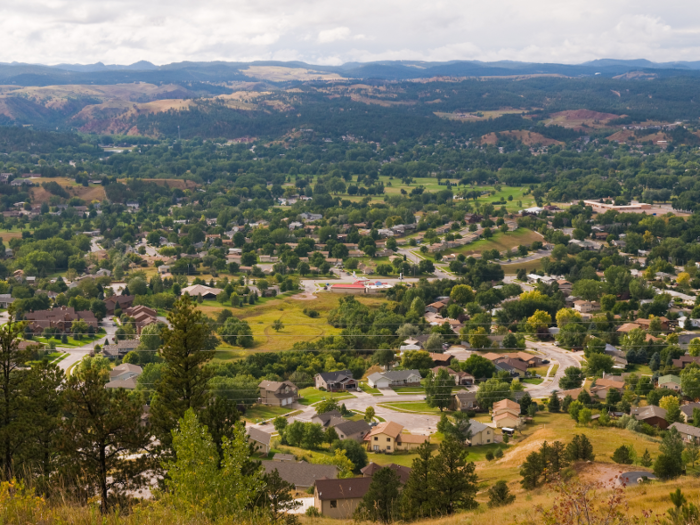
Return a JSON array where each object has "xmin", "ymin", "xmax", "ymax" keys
[
  {"xmin": 479, "ymin": 130, "xmax": 562, "ymax": 147},
  {"xmin": 28, "ymin": 179, "xmax": 106, "ymax": 204},
  {"xmin": 240, "ymin": 66, "xmax": 344, "ymax": 81}
]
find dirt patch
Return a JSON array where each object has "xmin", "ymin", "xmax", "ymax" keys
[
  {"xmin": 29, "ymin": 181, "xmax": 106, "ymax": 204},
  {"xmin": 545, "ymin": 109, "xmax": 622, "ymax": 130},
  {"xmin": 574, "ymin": 462, "xmax": 630, "ymax": 488},
  {"xmin": 480, "ymin": 130, "xmax": 562, "ymax": 146}
]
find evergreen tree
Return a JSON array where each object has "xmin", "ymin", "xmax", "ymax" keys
[
  {"xmin": 198, "ymin": 396, "xmax": 243, "ymax": 462},
  {"xmin": 561, "ymin": 394, "xmax": 573, "ymax": 413},
  {"xmin": 425, "ymin": 368, "xmax": 453, "ymax": 411},
  {"xmin": 401, "ymin": 441, "xmax": 433, "ymax": 519},
  {"xmin": 546, "ymin": 440, "xmax": 569, "ymax": 474},
  {"xmin": 59, "ymin": 362, "xmax": 151, "ymax": 513},
  {"xmin": 487, "ymin": 480, "xmax": 515, "ymax": 507},
  {"xmin": 640, "ymin": 449, "xmax": 653, "ymax": 467},
  {"xmin": 150, "ymin": 296, "xmax": 216, "ymax": 452},
  {"xmin": 612, "ymin": 445, "xmax": 634, "ymax": 464},
  {"xmin": 429, "ymin": 437, "xmax": 478, "ymax": 514},
  {"xmin": 0, "ymin": 307, "xmax": 33, "ymax": 479},
  {"xmin": 355, "ymin": 467, "xmax": 401, "ymax": 524},
  {"xmin": 548, "ymin": 391, "xmax": 560, "ymax": 412},
  {"xmin": 565, "ymin": 434, "xmax": 595, "ymax": 461},
  {"xmin": 262, "ymin": 468, "xmax": 301, "ymax": 522},
  {"xmin": 519, "ymin": 392, "xmax": 533, "ymax": 415},
  {"xmin": 520, "ymin": 449, "xmax": 545, "ymax": 489},
  {"xmin": 654, "ymin": 427, "xmax": 685, "ymax": 480}
]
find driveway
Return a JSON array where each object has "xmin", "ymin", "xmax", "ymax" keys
[{"xmin": 524, "ymin": 341, "xmax": 584, "ymax": 397}]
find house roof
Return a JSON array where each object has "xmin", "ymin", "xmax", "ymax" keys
[
  {"xmin": 670, "ymin": 422, "xmax": 700, "ymax": 439},
  {"xmin": 680, "ymin": 402, "xmax": 700, "ymax": 417},
  {"xmin": 493, "ymin": 399, "xmax": 521, "ymax": 412},
  {"xmin": 360, "ymin": 463, "xmax": 412, "ymax": 484},
  {"xmin": 481, "ymin": 352, "xmax": 505, "ymax": 362},
  {"xmin": 365, "ymin": 421, "xmax": 403, "ymax": 440},
  {"xmin": 317, "ymin": 370, "xmax": 355, "ymax": 382},
  {"xmin": 368, "ymin": 369, "xmax": 421, "ymax": 382},
  {"xmin": 263, "ymin": 461, "xmax": 338, "ymax": 488},
  {"xmin": 500, "ymin": 358, "xmax": 528, "ymax": 372},
  {"xmin": 494, "ymin": 412, "xmax": 520, "ymax": 422},
  {"xmin": 453, "ymin": 391, "xmax": 477, "ymax": 402},
  {"xmin": 259, "ymin": 380, "xmax": 297, "ymax": 392},
  {"xmin": 616, "ymin": 322, "xmax": 642, "ymax": 333},
  {"xmin": 429, "ymin": 352, "xmax": 452, "ymax": 363},
  {"xmin": 105, "ymin": 377, "xmax": 137, "ymax": 389},
  {"xmin": 468, "ymin": 420, "xmax": 490, "ymax": 435},
  {"xmin": 312, "ymin": 410, "xmax": 342, "ymax": 425},
  {"xmin": 109, "ymin": 363, "xmax": 142, "ymax": 377},
  {"xmin": 181, "ymin": 284, "xmax": 223, "ymax": 297},
  {"xmin": 631, "ymin": 405, "xmax": 667, "ymax": 421},
  {"xmin": 315, "ymin": 477, "xmax": 373, "ymax": 501},
  {"xmin": 658, "ymin": 374, "xmax": 682, "ymax": 386},
  {"xmin": 595, "ymin": 378, "xmax": 625, "ymax": 389},
  {"xmin": 247, "ymin": 426, "xmax": 272, "ymax": 447},
  {"xmin": 332, "ymin": 419, "xmax": 371, "ymax": 436}
]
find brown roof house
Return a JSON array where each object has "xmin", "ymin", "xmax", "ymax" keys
[
  {"xmin": 590, "ymin": 377, "xmax": 625, "ymax": 400},
  {"xmin": 492, "ymin": 399, "xmax": 522, "ymax": 428},
  {"xmin": 313, "ymin": 477, "xmax": 373, "ymax": 519},
  {"xmin": 258, "ymin": 380, "xmax": 298, "ymax": 407},
  {"xmin": 431, "ymin": 366, "xmax": 474, "ymax": 386},
  {"xmin": 363, "ymin": 421, "xmax": 429, "ymax": 453},
  {"xmin": 631, "ymin": 406, "xmax": 668, "ymax": 429},
  {"xmin": 680, "ymin": 402, "xmax": 700, "ymax": 423},
  {"xmin": 314, "ymin": 370, "xmax": 358, "ymax": 391},
  {"xmin": 25, "ymin": 306, "xmax": 98, "ymax": 335},
  {"xmin": 105, "ymin": 295, "xmax": 135, "ymax": 314},
  {"xmin": 451, "ymin": 391, "xmax": 477, "ymax": 412},
  {"xmin": 361, "ymin": 462, "xmax": 412, "ymax": 484},
  {"xmin": 123, "ymin": 305, "xmax": 157, "ymax": 334}
]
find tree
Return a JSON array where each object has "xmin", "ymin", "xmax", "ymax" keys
[
  {"xmin": 354, "ymin": 467, "xmax": 401, "ymax": 524},
  {"xmin": 364, "ymin": 406, "xmax": 375, "ymax": 422},
  {"xmin": 476, "ymin": 378, "xmax": 513, "ymax": 411},
  {"xmin": 654, "ymin": 427, "xmax": 685, "ymax": 480},
  {"xmin": 462, "ymin": 354, "xmax": 496, "ymax": 380},
  {"xmin": 612, "ymin": 445, "xmax": 634, "ymax": 464},
  {"xmin": 585, "ymin": 353, "xmax": 615, "ymax": 376},
  {"xmin": 578, "ymin": 408, "xmax": 592, "ymax": 426},
  {"xmin": 401, "ymin": 442, "xmax": 433, "ymax": 519},
  {"xmin": 425, "ymin": 368, "xmax": 453, "ymax": 411},
  {"xmin": 487, "ymin": 480, "xmax": 515, "ymax": 508},
  {"xmin": 559, "ymin": 367, "xmax": 584, "ymax": 390},
  {"xmin": 572, "ymin": 279, "xmax": 605, "ymax": 301},
  {"xmin": 681, "ymin": 367, "xmax": 700, "ymax": 401},
  {"xmin": 450, "ymin": 284, "xmax": 475, "ymax": 305},
  {"xmin": 59, "ymin": 363, "xmax": 150, "ymax": 513},
  {"xmin": 262, "ymin": 468, "xmax": 301, "ymax": 521},
  {"xmin": 331, "ymin": 439, "xmax": 368, "ymax": 471},
  {"xmin": 425, "ymin": 333, "xmax": 444, "ymax": 352},
  {"xmin": 526, "ymin": 310, "xmax": 552, "ymax": 334},
  {"xmin": 401, "ymin": 350, "xmax": 433, "ymax": 371},
  {"xmin": 429, "ymin": 437, "xmax": 478, "ymax": 514},
  {"xmin": 640, "ymin": 449, "xmax": 653, "ymax": 467},
  {"xmin": 689, "ymin": 338, "xmax": 700, "ymax": 357},
  {"xmin": 683, "ymin": 440, "xmax": 699, "ymax": 469},
  {"xmin": 660, "ymin": 395, "xmax": 682, "ymax": 424},
  {"xmin": 568, "ymin": 400, "xmax": 583, "ymax": 421},
  {"xmin": 0, "ymin": 307, "xmax": 33, "ymax": 479},
  {"xmin": 150, "ymin": 296, "xmax": 216, "ymax": 453},
  {"xmin": 520, "ymin": 449, "xmax": 546, "ymax": 489},
  {"xmin": 163, "ymin": 409, "xmax": 264, "ymax": 520},
  {"xmin": 271, "ymin": 319, "xmax": 284, "ymax": 332},
  {"xmin": 548, "ymin": 391, "xmax": 561, "ymax": 413},
  {"xmin": 566, "ymin": 434, "xmax": 595, "ymax": 461},
  {"xmin": 468, "ymin": 327, "xmax": 491, "ymax": 349},
  {"xmin": 437, "ymin": 412, "xmax": 472, "ymax": 443},
  {"xmin": 316, "ymin": 398, "xmax": 341, "ymax": 414}
]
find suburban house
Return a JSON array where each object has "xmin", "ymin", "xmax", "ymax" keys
[
  {"xmin": 363, "ymin": 421, "xmax": 430, "ymax": 452},
  {"xmin": 361, "ymin": 462, "xmax": 412, "ymax": 483},
  {"xmin": 333, "ymin": 419, "xmax": 372, "ymax": 442},
  {"xmin": 492, "ymin": 399, "xmax": 522, "ymax": 428},
  {"xmin": 105, "ymin": 295, "xmax": 135, "ymax": 314},
  {"xmin": 510, "ymin": 352, "xmax": 544, "ymax": 368},
  {"xmin": 314, "ymin": 370, "xmax": 358, "ymax": 391},
  {"xmin": 631, "ymin": 406, "xmax": 668, "ymax": 429},
  {"xmin": 262, "ymin": 461, "xmax": 338, "ymax": 489},
  {"xmin": 590, "ymin": 377, "xmax": 625, "ymax": 399},
  {"xmin": 425, "ymin": 301, "xmax": 447, "ymax": 314},
  {"xmin": 367, "ymin": 369, "xmax": 422, "ymax": 389},
  {"xmin": 431, "ymin": 366, "xmax": 474, "ymax": 386},
  {"xmin": 669, "ymin": 422, "xmax": 700, "ymax": 443},
  {"xmin": 105, "ymin": 363, "xmax": 142, "ymax": 390},
  {"xmin": 451, "ymin": 391, "xmax": 478, "ymax": 412},
  {"xmin": 605, "ymin": 345, "xmax": 628, "ymax": 369},
  {"xmin": 313, "ymin": 477, "xmax": 372, "ymax": 519},
  {"xmin": 573, "ymin": 300, "xmax": 598, "ymax": 313},
  {"xmin": 636, "ymin": 317, "xmax": 670, "ymax": 331},
  {"xmin": 672, "ymin": 355, "xmax": 700, "ymax": 370},
  {"xmin": 311, "ymin": 410, "xmax": 343, "ymax": 427},
  {"xmin": 467, "ymin": 420, "xmax": 494, "ymax": 445},
  {"xmin": 658, "ymin": 374, "xmax": 682, "ymax": 392},
  {"xmin": 101, "ymin": 339, "xmax": 140, "ymax": 359},
  {"xmin": 25, "ymin": 306, "xmax": 98, "ymax": 334},
  {"xmin": 246, "ymin": 427, "xmax": 272, "ymax": 455},
  {"xmin": 0, "ymin": 294, "xmax": 14, "ymax": 308},
  {"xmin": 681, "ymin": 402, "xmax": 700, "ymax": 423},
  {"xmin": 258, "ymin": 380, "xmax": 299, "ymax": 407},
  {"xmin": 123, "ymin": 305, "xmax": 158, "ymax": 334},
  {"xmin": 496, "ymin": 358, "xmax": 529, "ymax": 377},
  {"xmin": 429, "ymin": 353, "xmax": 453, "ymax": 367},
  {"xmin": 181, "ymin": 284, "xmax": 223, "ymax": 299}
]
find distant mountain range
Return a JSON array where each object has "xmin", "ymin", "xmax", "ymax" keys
[{"xmin": 2, "ymin": 58, "xmax": 700, "ymax": 86}]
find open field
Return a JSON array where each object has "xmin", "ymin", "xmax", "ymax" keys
[
  {"xmin": 243, "ymin": 404, "xmax": 296, "ymax": 422},
  {"xmin": 501, "ymin": 258, "xmax": 545, "ymax": 274},
  {"xmin": 29, "ymin": 177, "xmax": 106, "ymax": 204},
  {"xmin": 542, "ymin": 109, "xmax": 622, "ymax": 130},
  {"xmin": 434, "ymin": 108, "xmax": 530, "ymax": 121},
  {"xmin": 378, "ymin": 401, "xmax": 444, "ymax": 414},
  {"xmin": 198, "ymin": 292, "xmax": 387, "ymax": 353},
  {"xmin": 439, "ymin": 228, "xmax": 542, "ymax": 257},
  {"xmin": 117, "ymin": 178, "xmax": 200, "ymax": 190}
]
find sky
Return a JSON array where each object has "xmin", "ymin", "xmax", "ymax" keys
[{"xmin": 3, "ymin": 0, "xmax": 700, "ymax": 66}]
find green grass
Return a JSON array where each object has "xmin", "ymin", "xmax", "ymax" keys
[
  {"xmin": 626, "ymin": 363, "xmax": 653, "ymax": 375},
  {"xmin": 522, "ymin": 378, "xmax": 544, "ymax": 385},
  {"xmin": 501, "ymin": 258, "xmax": 545, "ymax": 274},
  {"xmin": 31, "ymin": 334, "xmax": 101, "ymax": 348},
  {"xmin": 297, "ymin": 387, "xmax": 354, "ymax": 406},
  {"xmin": 244, "ymin": 404, "xmax": 295, "ymax": 421},
  {"xmin": 391, "ymin": 386, "xmax": 426, "ymax": 394},
  {"xmin": 437, "ymin": 228, "xmax": 542, "ymax": 258},
  {"xmin": 378, "ymin": 401, "xmax": 445, "ymax": 414},
  {"xmin": 359, "ymin": 383, "xmax": 382, "ymax": 395}
]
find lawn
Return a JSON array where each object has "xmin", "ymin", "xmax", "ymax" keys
[
  {"xmin": 197, "ymin": 293, "xmax": 387, "ymax": 353},
  {"xmin": 297, "ymin": 387, "xmax": 355, "ymax": 406},
  {"xmin": 243, "ymin": 404, "xmax": 296, "ymax": 422},
  {"xmin": 359, "ymin": 383, "xmax": 382, "ymax": 395},
  {"xmin": 440, "ymin": 228, "xmax": 542, "ymax": 257},
  {"xmin": 391, "ymin": 386, "xmax": 426, "ymax": 394},
  {"xmin": 378, "ymin": 401, "xmax": 445, "ymax": 414},
  {"xmin": 31, "ymin": 334, "xmax": 102, "ymax": 348},
  {"xmin": 501, "ymin": 257, "xmax": 545, "ymax": 274},
  {"xmin": 626, "ymin": 363, "xmax": 653, "ymax": 376},
  {"xmin": 522, "ymin": 378, "xmax": 543, "ymax": 385}
]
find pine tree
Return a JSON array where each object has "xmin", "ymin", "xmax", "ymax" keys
[
  {"xmin": 150, "ymin": 296, "xmax": 216, "ymax": 452},
  {"xmin": 59, "ymin": 363, "xmax": 151, "ymax": 513},
  {"xmin": 520, "ymin": 449, "xmax": 545, "ymax": 489},
  {"xmin": 0, "ymin": 307, "xmax": 33, "ymax": 479},
  {"xmin": 565, "ymin": 434, "xmax": 595, "ymax": 462},
  {"xmin": 429, "ymin": 437, "xmax": 478, "ymax": 514},
  {"xmin": 355, "ymin": 467, "xmax": 401, "ymax": 524},
  {"xmin": 640, "ymin": 449, "xmax": 653, "ymax": 467},
  {"xmin": 548, "ymin": 391, "xmax": 560, "ymax": 412},
  {"xmin": 262, "ymin": 468, "xmax": 301, "ymax": 522},
  {"xmin": 401, "ymin": 441, "xmax": 433, "ymax": 519},
  {"xmin": 546, "ymin": 440, "xmax": 569, "ymax": 473},
  {"xmin": 612, "ymin": 445, "xmax": 634, "ymax": 464},
  {"xmin": 487, "ymin": 480, "xmax": 515, "ymax": 507}
]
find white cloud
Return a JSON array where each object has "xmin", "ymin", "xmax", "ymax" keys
[{"xmin": 0, "ymin": 0, "xmax": 700, "ymax": 65}]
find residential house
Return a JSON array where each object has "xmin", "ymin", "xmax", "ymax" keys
[
  {"xmin": 0, "ymin": 294, "xmax": 14, "ymax": 308},
  {"xmin": 246, "ymin": 427, "xmax": 272, "ymax": 455},
  {"xmin": 332, "ymin": 419, "xmax": 371, "ymax": 442},
  {"xmin": 313, "ymin": 477, "xmax": 372, "ymax": 519},
  {"xmin": 314, "ymin": 370, "xmax": 358, "ymax": 391},
  {"xmin": 669, "ymin": 422, "xmax": 700, "ymax": 444},
  {"xmin": 105, "ymin": 295, "xmax": 135, "ymax": 314},
  {"xmin": 105, "ymin": 363, "xmax": 142, "ymax": 390},
  {"xmin": 680, "ymin": 402, "xmax": 700, "ymax": 423},
  {"xmin": 258, "ymin": 380, "xmax": 299, "ymax": 407},
  {"xmin": 262, "ymin": 461, "xmax": 338, "ymax": 489},
  {"xmin": 604, "ymin": 344, "xmax": 628, "ymax": 369},
  {"xmin": 510, "ymin": 352, "xmax": 544, "ymax": 368},
  {"xmin": 635, "ymin": 317, "xmax": 670, "ymax": 331},
  {"xmin": 25, "ymin": 306, "xmax": 98, "ymax": 335},
  {"xmin": 451, "ymin": 391, "xmax": 478, "ymax": 412},
  {"xmin": 573, "ymin": 300, "xmax": 598, "ymax": 313},
  {"xmin": 672, "ymin": 355, "xmax": 700, "ymax": 370},
  {"xmin": 467, "ymin": 420, "xmax": 494, "ymax": 445},
  {"xmin": 631, "ymin": 406, "xmax": 668, "ymax": 429},
  {"xmin": 492, "ymin": 399, "xmax": 521, "ymax": 428},
  {"xmin": 102, "ymin": 339, "xmax": 140, "ymax": 359},
  {"xmin": 431, "ymin": 366, "xmax": 474, "ymax": 386},
  {"xmin": 123, "ymin": 305, "xmax": 157, "ymax": 334},
  {"xmin": 300, "ymin": 212, "xmax": 323, "ymax": 222},
  {"xmin": 430, "ymin": 353, "xmax": 453, "ymax": 367},
  {"xmin": 658, "ymin": 374, "xmax": 682, "ymax": 392},
  {"xmin": 425, "ymin": 301, "xmax": 447, "ymax": 314},
  {"xmin": 361, "ymin": 463, "xmax": 412, "ymax": 484},
  {"xmin": 496, "ymin": 358, "xmax": 528, "ymax": 377},
  {"xmin": 363, "ymin": 421, "xmax": 429, "ymax": 453},
  {"xmin": 367, "ymin": 369, "xmax": 422, "ymax": 389},
  {"xmin": 311, "ymin": 410, "xmax": 343, "ymax": 427},
  {"xmin": 590, "ymin": 378, "xmax": 625, "ymax": 400},
  {"xmin": 617, "ymin": 322, "xmax": 643, "ymax": 334},
  {"xmin": 181, "ymin": 284, "xmax": 223, "ymax": 299}
]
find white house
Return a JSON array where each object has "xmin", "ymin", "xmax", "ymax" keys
[{"xmin": 367, "ymin": 369, "xmax": 422, "ymax": 389}]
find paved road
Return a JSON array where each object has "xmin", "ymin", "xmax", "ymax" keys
[
  {"xmin": 498, "ymin": 249, "xmax": 551, "ymax": 266},
  {"xmin": 90, "ymin": 237, "xmax": 103, "ymax": 252},
  {"xmin": 502, "ymin": 275, "xmax": 535, "ymax": 291},
  {"xmin": 56, "ymin": 316, "xmax": 119, "ymax": 372},
  {"xmin": 396, "ymin": 247, "xmax": 451, "ymax": 279},
  {"xmin": 524, "ymin": 341, "xmax": 584, "ymax": 397}
]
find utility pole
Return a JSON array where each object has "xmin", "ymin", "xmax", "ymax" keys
[{"xmin": 178, "ymin": 125, "xmax": 181, "ymax": 141}]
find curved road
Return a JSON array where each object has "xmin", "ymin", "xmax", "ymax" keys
[{"xmin": 524, "ymin": 340, "xmax": 584, "ymax": 397}]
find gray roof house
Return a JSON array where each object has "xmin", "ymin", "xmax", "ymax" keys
[
  {"xmin": 102, "ymin": 340, "xmax": 140, "ymax": 359},
  {"xmin": 246, "ymin": 427, "xmax": 273, "ymax": 455},
  {"xmin": 311, "ymin": 410, "xmax": 343, "ymax": 427},
  {"xmin": 670, "ymin": 422, "xmax": 700, "ymax": 443},
  {"xmin": 263, "ymin": 461, "xmax": 338, "ymax": 489},
  {"xmin": 332, "ymin": 419, "xmax": 371, "ymax": 442},
  {"xmin": 367, "ymin": 369, "xmax": 422, "ymax": 388}
]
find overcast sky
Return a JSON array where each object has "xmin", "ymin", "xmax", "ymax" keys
[{"xmin": 3, "ymin": 0, "xmax": 700, "ymax": 66}]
